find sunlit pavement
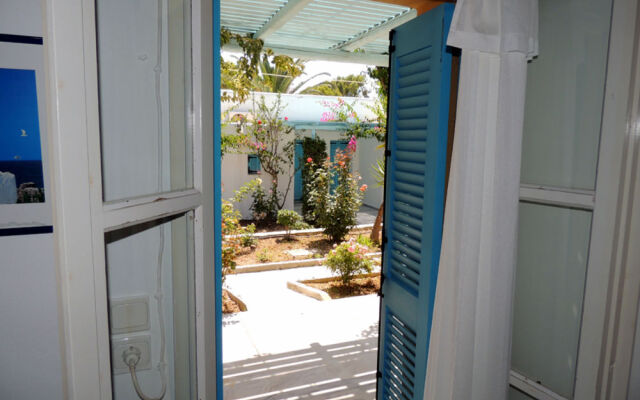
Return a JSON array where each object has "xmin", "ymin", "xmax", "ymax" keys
[{"xmin": 223, "ymin": 266, "xmax": 381, "ymax": 400}]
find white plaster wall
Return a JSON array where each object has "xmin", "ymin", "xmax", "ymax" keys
[
  {"xmin": 356, "ymin": 137, "xmax": 384, "ymax": 209},
  {"xmin": 0, "ymin": 234, "xmax": 63, "ymax": 399},
  {"xmin": 0, "ymin": 2, "xmax": 64, "ymax": 400},
  {"xmin": 106, "ymin": 224, "xmax": 176, "ymax": 400},
  {"xmin": 0, "ymin": 0, "xmax": 42, "ymax": 37}
]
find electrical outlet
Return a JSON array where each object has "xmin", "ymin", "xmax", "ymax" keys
[{"xmin": 111, "ymin": 335, "xmax": 151, "ymax": 375}]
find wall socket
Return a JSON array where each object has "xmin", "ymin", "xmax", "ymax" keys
[{"xmin": 111, "ymin": 335, "xmax": 151, "ymax": 375}]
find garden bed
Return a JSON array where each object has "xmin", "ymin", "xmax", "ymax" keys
[
  {"xmin": 234, "ymin": 227, "xmax": 378, "ymax": 265},
  {"xmin": 288, "ymin": 273, "xmax": 381, "ymax": 301}
]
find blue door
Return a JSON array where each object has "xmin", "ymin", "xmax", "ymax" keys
[
  {"xmin": 294, "ymin": 141, "xmax": 303, "ymax": 201},
  {"xmin": 377, "ymin": 4, "xmax": 454, "ymax": 399},
  {"xmin": 330, "ymin": 140, "xmax": 349, "ymax": 190}
]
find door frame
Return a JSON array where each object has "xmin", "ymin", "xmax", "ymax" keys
[{"xmin": 44, "ymin": 0, "xmax": 217, "ymax": 398}]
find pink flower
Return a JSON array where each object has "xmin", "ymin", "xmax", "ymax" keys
[
  {"xmin": 321, "ymin": 111, "xmax": 336, "ymax": 122},
  {"xmin": 348, "ymin": 246, "xmax": 355, "ymax": 253},
  {"xmin": 284, "ymin": 116, "xmax": 289, "ymax": 121},
  {"xmin": 307, "ymin": 157, "xmax": 313, "ymax": 163},
  {"xmin": 360, "ymin": 184, "xmax": 368, "ymax": 192},
  {"xmin": 257, "ymin": 120, "xmax": 262, "ymax": 125},
  {"xmin": 347, "ymin": 135, "xmax": 357, "ymax": 152}
]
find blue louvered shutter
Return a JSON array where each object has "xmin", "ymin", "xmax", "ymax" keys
[{"xmin": 377, "ymin": 4, "xmax": 454, "ymax": 399}]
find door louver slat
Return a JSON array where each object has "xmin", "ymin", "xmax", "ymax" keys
[{"xmin": 377, "ymin": 4, "xmax": 454, "ymax": 399}]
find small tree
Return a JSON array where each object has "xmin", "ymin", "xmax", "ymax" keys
[
  {"xmin": 307, "ymin": 138, "xmax": 367, "ymax": 242},
  {"xmin": 237, "ymin": 94, "xmax": 298, "ymax": 222}
]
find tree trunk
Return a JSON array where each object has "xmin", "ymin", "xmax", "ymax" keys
[{"xmin": 370, "ymin": 201, "xmax": 384, "ymax": 244}]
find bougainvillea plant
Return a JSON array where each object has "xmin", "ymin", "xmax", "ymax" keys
[{"xmin": 307, "ymin": 138, "xmax": 367, "ymax": 242}]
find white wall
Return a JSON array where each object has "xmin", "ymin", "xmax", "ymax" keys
[
  {"xmin": 356, "ymin": 138, "xmax": 384, "ymax": 209},
  {"xmin": 629, "ymin": 303, "xmax": 640, "ymax": 400},
  {"xmin": 0, "ymin": 233, "xmax": 63, "ymax": 399},
  {"xmin": 0, "ymin": 0, "xmax": 42, "ymax": 37},
  {"xmin": 0, "ymin": 1, "xmax": 64, "ymax": 399}
]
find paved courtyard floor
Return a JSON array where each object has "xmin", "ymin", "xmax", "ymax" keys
[{"xmin": 223, "ymin": 266, "xmax": 381, "ymax": 400}]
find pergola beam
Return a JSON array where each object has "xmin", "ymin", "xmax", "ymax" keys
[
  {"xmin": 335, "ymin": 8, "xmax": 417, "ymax": 51},
  {"xmin": 254, "ymin": 0, "xmax": 315, "ymax": 40},
  {"xmin": 223, "ymin": 40, "xmax": 389, "ymax": 66}
]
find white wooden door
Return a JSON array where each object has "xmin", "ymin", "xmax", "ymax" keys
[{"xmin": 44, "ymin": 0, "xmax": 217, "ymax": 398}]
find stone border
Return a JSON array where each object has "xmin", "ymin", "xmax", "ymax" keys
[
  {"xmin": 287, "ymin": 272, "xmax": 381, "ymax": 301},
  {"xmin": 225, "ymin": 223, "xmax": 375, "ymax": 240},
  {"xmin": 225, "ymin": 289, "xmax": 248, "ymax": 312},
  {"xmin": 233, "ymin": 252, "xmax": 381, "ymax": 274}
]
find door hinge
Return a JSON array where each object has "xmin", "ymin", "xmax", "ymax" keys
[
  {"xmin": 385, "ymin": 149, "xmax": 391, "ymax": 157},
  {"xmin": 377, "ymin": 371, "xmax": 383, "ymax": 379}
]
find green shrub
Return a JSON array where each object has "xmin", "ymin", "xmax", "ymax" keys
[
  {"xmin": 240, "ymin": 224, "xmax": 257, "ymax": 248},
  {"xmin": 325, "ymin": 238, "xmax": 374, "ymax": 285},
  {"xmin": 277, "ymin": 209, "xmax": 306, "ymax": 239},
  {"xmin": 356, "ymin": 234, "xmax": 375, "ymax": 249}
]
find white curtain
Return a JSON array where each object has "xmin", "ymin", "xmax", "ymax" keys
[{"xmin": 424, "ymin": 1, "xmax": 538, "ymax": 400}]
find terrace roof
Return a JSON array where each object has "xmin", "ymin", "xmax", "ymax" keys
[{"xmin": 220, "ymin": 0, "xmax": 418, "ymax": 66}]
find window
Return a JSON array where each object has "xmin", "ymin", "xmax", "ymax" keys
[{"xmin": 248, "ymin": 154, "xmax": 261, "ymax": 174}]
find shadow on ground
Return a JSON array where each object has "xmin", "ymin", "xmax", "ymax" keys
[{"xmin": 224, "ymin": 337, "xmax": 378, "ymax": 400}]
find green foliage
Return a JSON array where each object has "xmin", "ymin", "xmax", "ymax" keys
[
  {"xmin": 221, "ymin": 180, "xmax": 260, "ymax": 280},
  {"xmin": 300, "ymin": 137, "xmax": 327, "ymax": 223},
  {"xmin": 325, "ymin": 238, "xmax": 374, "ymax": 285},
  {"xmin": 240, "ymin": 224, "xmax": 257, "ymax": 247},
  {"xmin": 301, "ymin": 74, "xmax": 367, "ymax": 97},
  {"xmin": 371, "ymin": 157, "xmax": 385, "ymax": 188},
  {"xmin": 220, "ymin": 27, "xmax": 306, "ymax": 103},
  {"xmin": 356, "ymin": 234, "xmax": 376, "ymax": 249},
  {"xmin": 277, "ymin": 209, "xmax": 307, "ymax": 239},
  {"xmin": 367, "ymin": 66, "xmax": 389, "ymax": 98},
  {"xmin": 307, "ymin": 144, "xmax": 367, "ymax": 242},
  {"xmin": 257, "ymin": 249, "xmax": 272, "ymax": 263},
  {"xmin": 250, "ymin": 183, "xmax": 279, "ymax": 222},
  {"xmin": 253, "ymin": 57, "xmax": 328, "ymax": 94}
]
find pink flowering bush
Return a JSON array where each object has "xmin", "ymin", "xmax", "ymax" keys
[{"xmin": 325, "ymin": 238, "xmax": 374, "ymax": 285}]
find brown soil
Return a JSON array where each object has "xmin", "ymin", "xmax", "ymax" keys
[
  {"xmin": 235, "ymin": 228, "xmax": 379, "ymax": 265},
  {"xmin": 222, "ymin": 289, "xmax": 242, "ymax": 314},
  {"xmin": 305, "ymin": 276, "xmax": 381, "ymax": 299}
]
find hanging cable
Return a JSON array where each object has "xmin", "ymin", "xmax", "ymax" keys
[{"xmin": 126, "ymin": 0, "xmax": 167, "ymax": 398}]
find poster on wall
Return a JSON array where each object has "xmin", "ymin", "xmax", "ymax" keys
[
  {"xmin": 0, "ymin": 39, "xmax": 51, "ymax": 228},
  {"xmin": 0, "ymin": 67, "xmax": 45, "ymax": 204}
]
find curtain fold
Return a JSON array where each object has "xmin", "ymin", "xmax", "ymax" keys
[{"xmin": 424, "ymin": 2, "xmax": 538, "ymax": 399}]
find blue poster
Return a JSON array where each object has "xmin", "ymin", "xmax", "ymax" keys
[{"xmin": 0, "ymin": 68, "xmax": 45, "ymax": 203}]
